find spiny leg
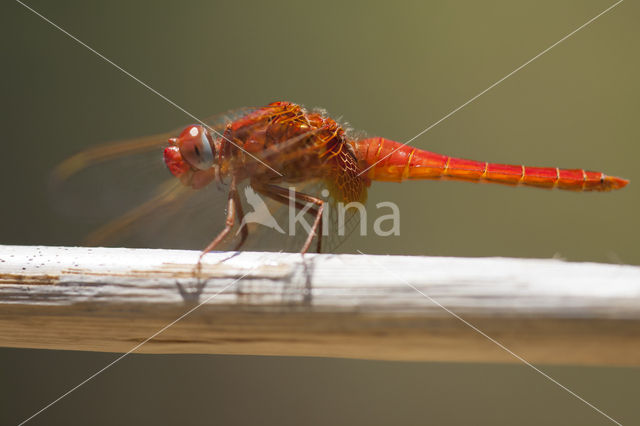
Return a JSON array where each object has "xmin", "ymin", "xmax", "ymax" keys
[
  {"xmin": 232, "ymin": 187, "xmax": 248, "ymax": 251},
  {"xmin": 195, "ymin": 176, "xmax": 241, "ymax": 280},
  {"xmin": 200, "ymin": 176, "xmax": 239, "ymax": 260},
  {"xmin": 296, "ymin": 191, "xmax": 323, "ymax": 254}
]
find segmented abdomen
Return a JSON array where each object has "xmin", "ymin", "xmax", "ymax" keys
[{"xmin": 354, "ymin": 137, "xmax": 628, "ymax": 191}]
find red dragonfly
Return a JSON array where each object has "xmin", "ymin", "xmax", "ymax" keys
[{"xmin": 53, "ymin": 101, "xmax": 628, "ymax": 255}]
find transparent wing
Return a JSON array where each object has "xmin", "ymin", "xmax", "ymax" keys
[
  {"xmin": 49, "ymin": 108, "xmax": 256, "ymax": 249},
  {"xmin": 50, "ymin": 106, "xmax": 256, "ymax": 190}
]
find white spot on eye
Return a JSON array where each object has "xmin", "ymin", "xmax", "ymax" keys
[{"xmin": 189, "ymin": 126, "xmax": 199, "ymax": 137}]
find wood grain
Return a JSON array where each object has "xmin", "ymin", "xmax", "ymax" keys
[{"xmin": 1, "ymin": 245, "xmax": 639, "ymax": 365}]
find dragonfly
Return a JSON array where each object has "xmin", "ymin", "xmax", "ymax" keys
[{"xmin": 53, "ymin": 101, "xmax": 629, "ymax": 256}]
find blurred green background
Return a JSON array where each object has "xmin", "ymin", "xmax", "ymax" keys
[{"xmin": 2, "ymin": 0, "xmax": 639, "ymax": 425}]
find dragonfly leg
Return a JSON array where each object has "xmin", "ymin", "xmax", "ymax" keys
[
  {"xmin": 232, "ymin": 186, "xmax": 248, "ymax": 251},
  {"xmin": 252, "ymin": 183, "xmax": 324, "ymax": 254},
  {"xmin": 290, "ymin": 190, "xmax": 324, "ymax": 254},
  {"xmin": 198, "ymin": 176, "xmax": 240, "ymax": 263}
]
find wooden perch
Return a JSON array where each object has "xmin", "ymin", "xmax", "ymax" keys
[{"xmin": 1, "ymin": 245, "xmax": 639, "ymax": 366}]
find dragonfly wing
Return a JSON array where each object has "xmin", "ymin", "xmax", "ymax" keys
[
  {"xmin": 50, "ymin": 109, "xmax": 256, "ymax": 249},
  {"xmin": 51, "ymin": 107, "xmax": 258, "ymax": 187},
  {"xmin": 52, "ymin": 140, "xmax": 234, "ymax": 250}
]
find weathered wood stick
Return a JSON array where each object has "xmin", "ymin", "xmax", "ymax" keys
[{"xmin": 1, "ymin": 245, "xmax": 639, "ymax": 365}]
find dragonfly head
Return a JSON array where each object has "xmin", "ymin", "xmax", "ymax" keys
[{"xmin": 164, "ymin": 125, "xmax": 220, "ymax": 189}]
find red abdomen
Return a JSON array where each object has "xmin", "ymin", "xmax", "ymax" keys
[{"xmin": 354, "ymin": 137, "xmax": 628, "ymax": 191}]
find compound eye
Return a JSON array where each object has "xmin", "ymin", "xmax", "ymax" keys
[{"xmin": 179, "ymin": 125, "xmax": 214, "ymax": 170}]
